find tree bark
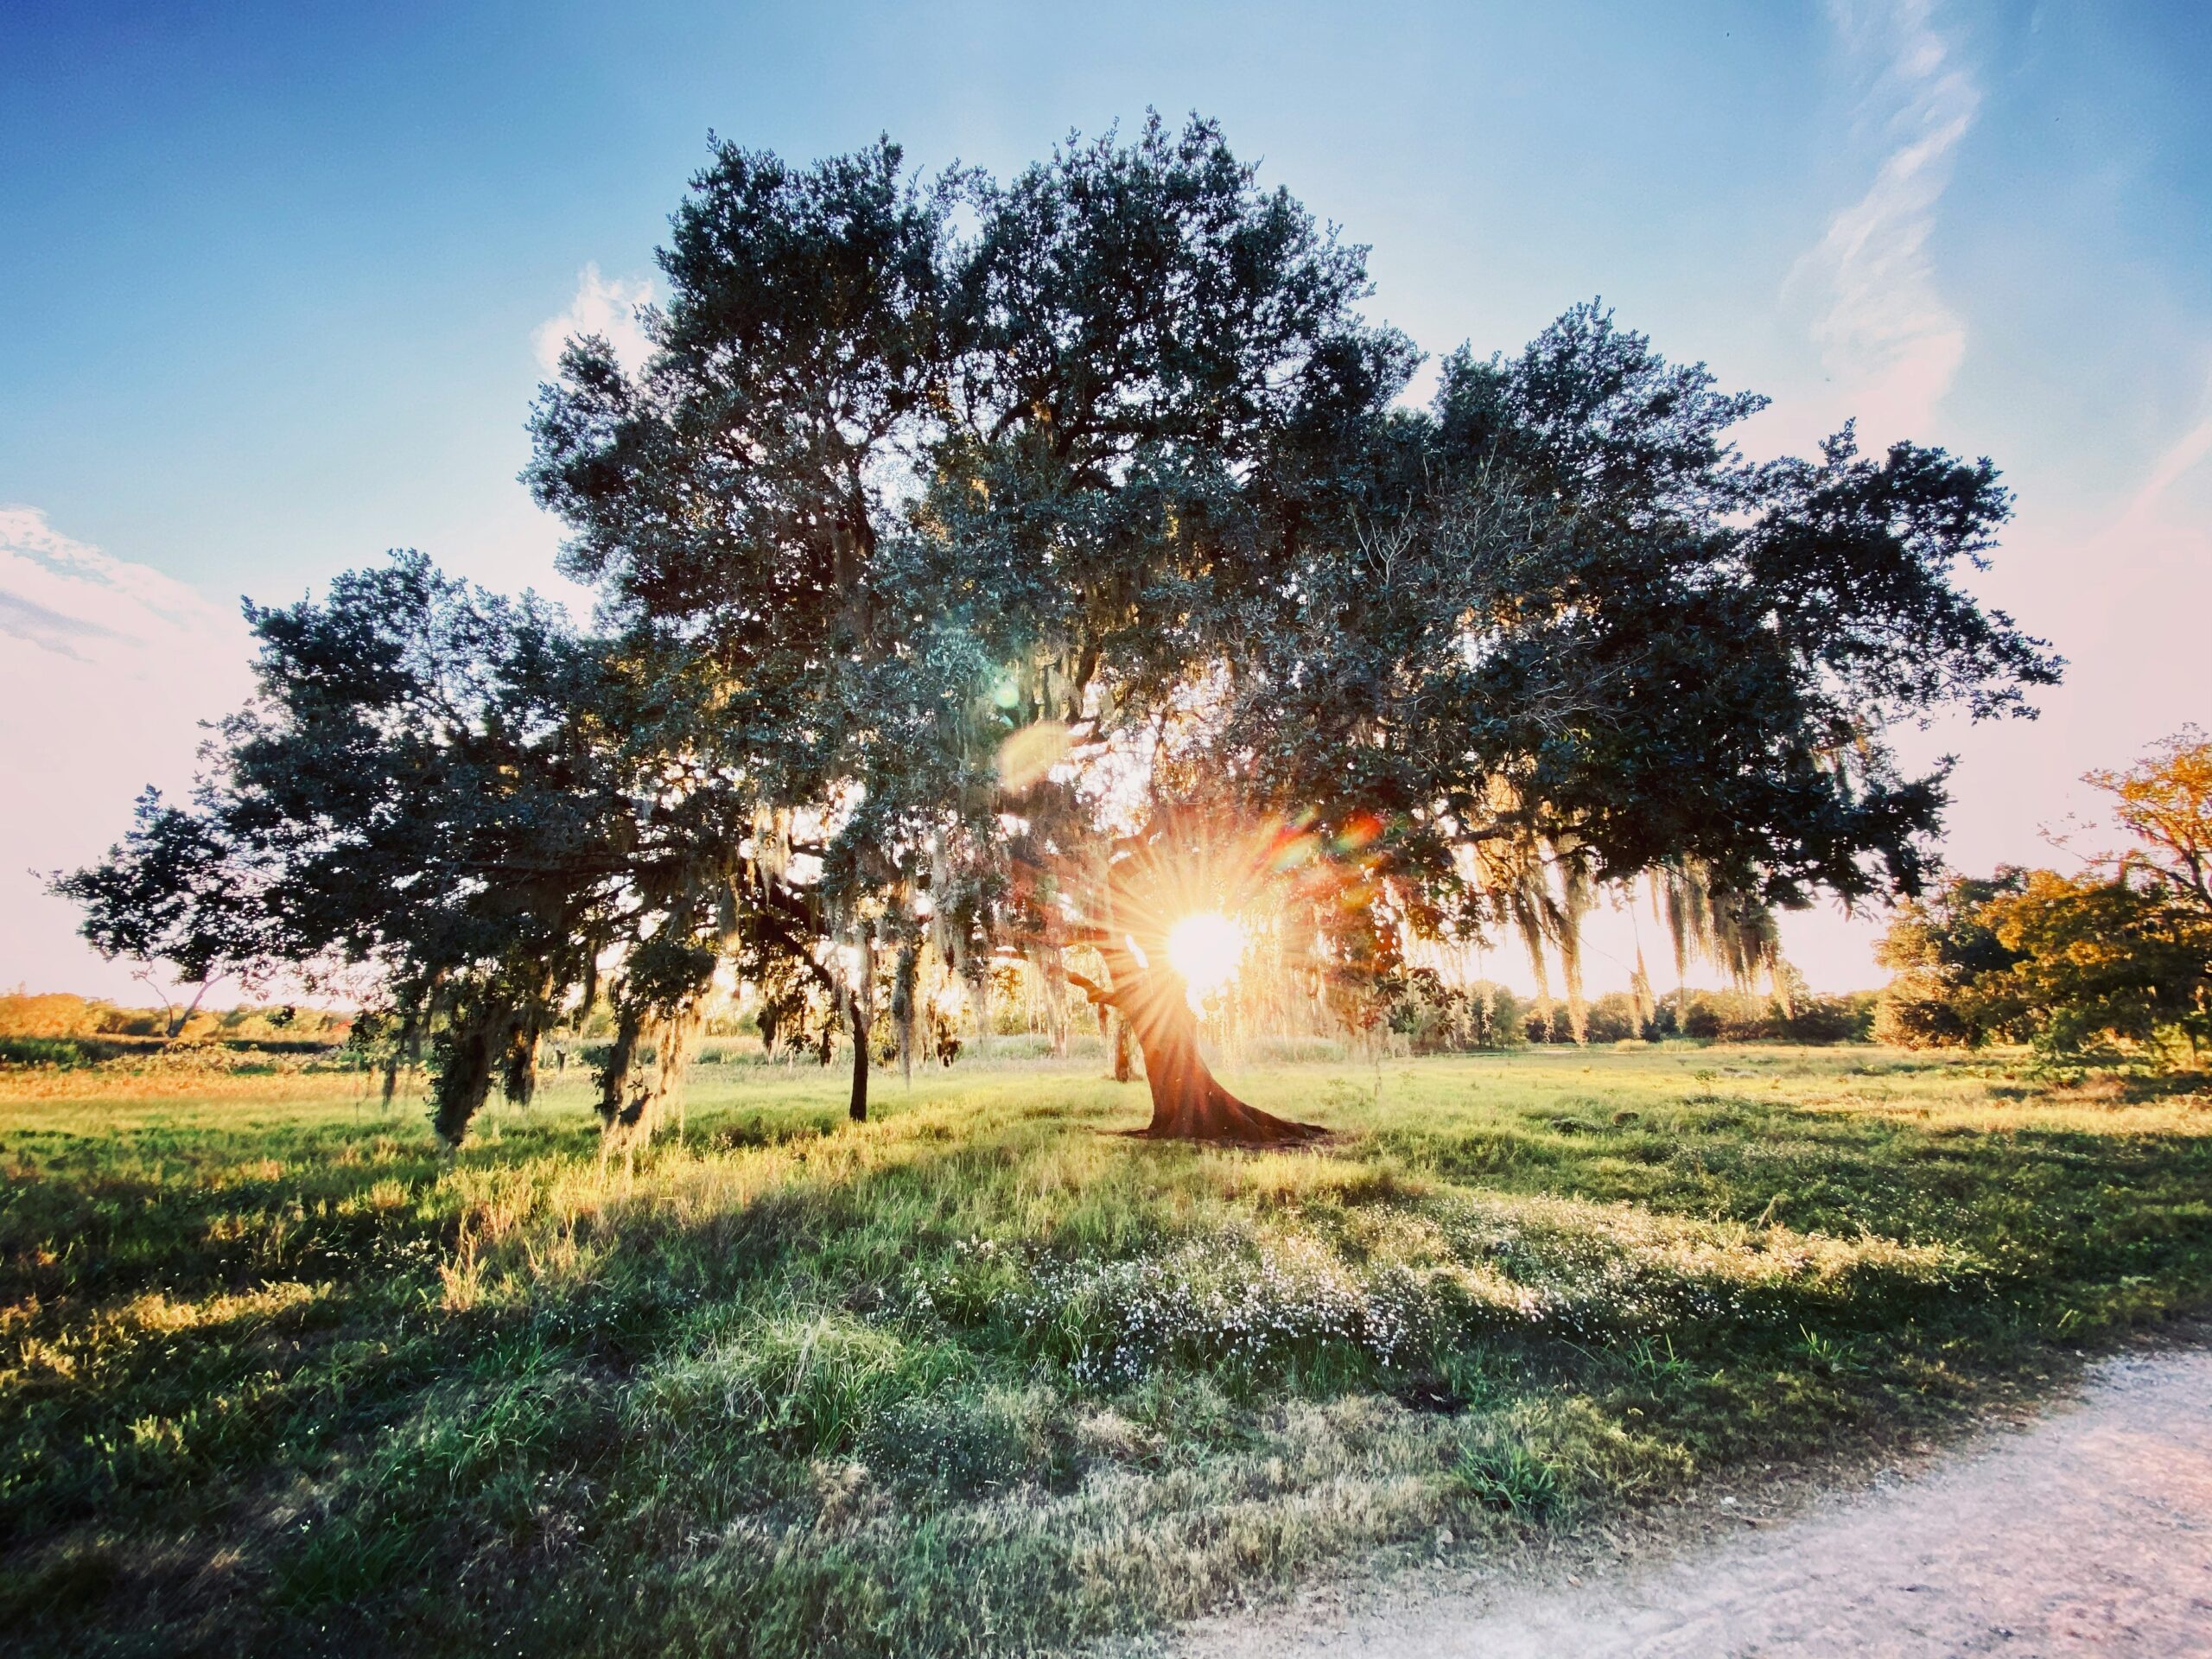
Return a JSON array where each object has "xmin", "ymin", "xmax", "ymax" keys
[
  {"xmin": 159, "ymin": 973, "xmax": 218, "ymax": 1040},
  {"xmin": 1039, "ymin": 950, "xmax": 1070, "ymax": 1058},
  {"xmin": 1068, "ymin": 963, "xmax": 1325, "ymax": 1146},
  {"xmin": 849, "ymin": 1011, "xmax": 869, "ymax": 1122}
]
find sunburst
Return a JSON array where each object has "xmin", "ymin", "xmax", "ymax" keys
[{"xmin": 1166, "ymin": 911, "xmax": 1246, "ymax": 1002}]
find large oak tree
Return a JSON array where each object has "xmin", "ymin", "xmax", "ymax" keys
[{"xmin": 64, "ymin": 115, "xmax": 2059, "ymax": 1145}]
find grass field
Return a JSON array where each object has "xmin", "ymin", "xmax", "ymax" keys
[{"xmin": 4, "ymin": 1045, "xmax": 2209, "ymax": 1656}]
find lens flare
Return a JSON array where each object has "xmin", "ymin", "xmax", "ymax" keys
[{"xmin": 1166, "ymin": 912, "xmax": 1245, "ymax": 1001}]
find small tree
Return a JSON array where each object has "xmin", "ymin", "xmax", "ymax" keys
[
  {"xmin": 1874, "ymin": 869, "xmax": 2032, "ymax": 1047},
  {"xmin": 1875, "ymin": 734, "xmax": 2212, "ymax": 1064},
  {"xmin": 2082, "ymin": 729, "xmax": 2211, "ymax": 920},
  {"xmin": 1980, "ymin": 873, "xmax": 2209, "ymax": 1058},
  {"xmin": 49, "ymin": 790, "xmax": 270, "ymax": 1037}
]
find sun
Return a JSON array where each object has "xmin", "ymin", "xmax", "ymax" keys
[{"xmin": 1166, "ymin": 912, "xmax": 1246, "ymax": 1002}]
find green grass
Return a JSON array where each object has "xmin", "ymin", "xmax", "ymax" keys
[{"xmin": 3, "ymin": 1046, "xmax": 2209, "ymax": 1656}]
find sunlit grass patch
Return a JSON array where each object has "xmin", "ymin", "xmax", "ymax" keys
[{"xmin": 3, "ymin": 1046, "xmax": 2209, "ymax": 1656}]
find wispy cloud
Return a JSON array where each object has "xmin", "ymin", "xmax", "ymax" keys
[
  {"xmin": 1791, "ymin": 0, "xmax": 1980, "ymax": 445},
  {"xmin": 532, "ymin": 263, "xmax": 657, "ymax": 376},
  {"xmin": 0, "ymin": 505, "xmax": 243, "ymax": 664},
  {"xmin": 2120, "ymin": 369, "xmax": 2212, "ymax": 523},
  {"xmin": 0, "ymin": 509, "xmax": 255, "ymax": 995},
  {"xmin": 2072, "ymin": 365, "xmax": 2212, "ymax": 639}
]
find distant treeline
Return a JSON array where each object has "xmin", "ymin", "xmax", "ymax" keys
[
  {"xmin": 0, "ymin": 982, "xmax": 1879, "ymax": 1077},
  {"xmin": 0, "ymin": 994, "xmax": 352, "ymax": 1066},
  {"xmin": 1384, "ymin": 975, "xmax": 1877, "ymax": 1052}
]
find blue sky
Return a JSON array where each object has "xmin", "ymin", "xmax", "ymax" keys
[{"xmin": 4, "ymin": 0, "xmax": 2209, "ymax": 999}]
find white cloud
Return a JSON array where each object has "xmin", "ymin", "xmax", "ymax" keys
[
  {"xmin": 2120, "ymin": 369, "xmax": 2212, "ymax": 523},
  {"xmin": 0, "ymin": 505, "xmax": 243, "ymax": 664},
  {"xmin": 532, "ymin": 263, "xmax": 657, "ymax": 377},
  {"xmin": 1788, "ymin": 0, "xmax": 1980, "ymax": 447},
  {"xmin": 0, "ymin": 508, "xmax": 255, "ymax": 996}
]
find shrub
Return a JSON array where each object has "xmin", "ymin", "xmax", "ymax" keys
[
  {"xmin": 0, "ymin": 1037, "xmax": 95, "ymax": 1067},
  {"xmin": 864, "ymin": 1388, "xmax": 1045, "ymax": 1498},
  {"xmin": 1452, "ymin": 1436, "xmax": 1563, "ymax": 1521},
  {"xmin": 1246, "ymin": 1034, "xmax": 1348, "ymax": 1065},
  {"xmin": 1383, "ymin": 973, "xmax": 1525, "ymax": 1052},
  {"xmin": 1782, "ymin": 993, "xmax": 1877, "ymax": 1044},
  {"xmin": 1877, "ymin": 867, "xmax": 2211, "ymax": 1060}
]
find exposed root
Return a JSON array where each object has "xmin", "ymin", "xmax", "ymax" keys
[
  {"xmin": 1124, "ymin": 1078, "xmax": 1331, "ymax": 1147},
  {"xmin": 1070, "ymin": 965, "xmax": 1332, "ymax": 1146}
]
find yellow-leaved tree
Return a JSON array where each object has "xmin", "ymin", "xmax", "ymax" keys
[{"xmin": 1877, "ymin": 730, "xmax": 2212, "ymax": 1061}]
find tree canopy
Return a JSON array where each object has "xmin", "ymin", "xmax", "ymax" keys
[{"xmin": 60, "ymin": 114, "xmax": 2061, "ymax": 1143}]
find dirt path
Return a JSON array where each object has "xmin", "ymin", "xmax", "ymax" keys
[{"xmin": 1179, "ymin": 1348, "xmax": 2212, "ymax": 1657}]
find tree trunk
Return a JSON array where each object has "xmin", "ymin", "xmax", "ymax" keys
[
  {"xmin": 1112, "ymin": 1012, "xmax": 1133, "ymax": 1083},
  {"xmin": 435, "ymin": 998, "xmax": 522, "ymax": 1147},
  {"xmin": 891, "ymin": 942, "xmax": 918, "ymax": 1086},
  {"xmin": 1069, "ymin": 964, "xmax": 1325, "ymax": 1146},
  {"xmin": 162, "ymin": 975, "xmax": 217, "ymax": 1040},
  {"xmin": 1036, "ymin": 950, "xmax": 1070, "ymax": 1058},
  {"xmin": 967, "ymin": 954, "xmax": 992, "ymax": 1048},
  {"xmin": 849, "ymin": 1013, "xmax": 869, "ymax": 1122}
]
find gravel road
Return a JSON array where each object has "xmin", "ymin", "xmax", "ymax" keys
[{"xmin": 1178, "ymin": 1347, "xmax": 2212, "ymax": 1657}]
